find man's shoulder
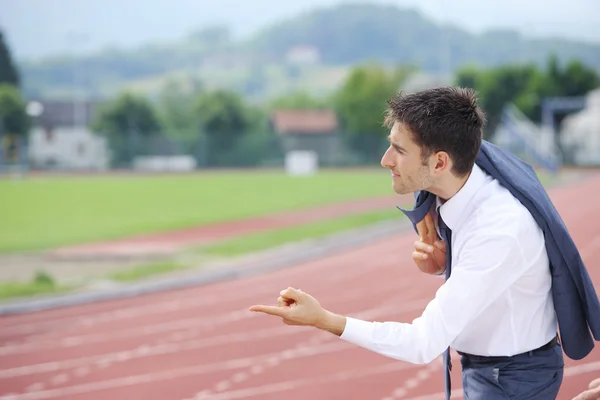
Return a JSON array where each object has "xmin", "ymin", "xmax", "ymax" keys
[{"xmin": 468, "ymin": 179, "xmax": 537, "ymax": 238}]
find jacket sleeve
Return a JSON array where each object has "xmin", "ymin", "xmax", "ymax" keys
[{"xmin": 397, "ymin": 191, "xmax": 436, "ymax": 234}]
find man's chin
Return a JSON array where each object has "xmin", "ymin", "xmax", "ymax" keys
[
  {"xmin": 392, "ymin": 185, "xmax": 410, "ymax": 195},
  {"xmin": 393, "ymin": 183, "xmax": 424, "ymax": 195}
]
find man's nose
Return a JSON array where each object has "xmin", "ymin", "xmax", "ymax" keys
[{"xmin": 381, "ymin": 147, "xmax": 394, "ymax": 169}]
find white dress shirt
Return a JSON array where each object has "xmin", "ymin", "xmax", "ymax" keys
[{"xmin": 339, "ymin": 164, "xmax": 557, "ymax": 364}]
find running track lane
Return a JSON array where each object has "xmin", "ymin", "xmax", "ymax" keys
[{"xmin": 1, "ymin": 173, "xmax": 600, "ymax": 400}]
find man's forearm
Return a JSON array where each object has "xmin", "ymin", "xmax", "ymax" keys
[{"xmin": 315, "ymin": 310, "xmax": 347, "ymax": 336}]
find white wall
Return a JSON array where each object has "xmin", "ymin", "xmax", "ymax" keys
[
  {"xmin": 28, "ymin": 126, "xmax": 109, "ymax": 170},
  {"xmin": 560, "ymin": 88, "xmax": 600, "ymax": 166}
]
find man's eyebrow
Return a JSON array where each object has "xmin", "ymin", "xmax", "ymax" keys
[{"xmin": 387, "ymin": 136, "xmax": 406, "ymax": 152}]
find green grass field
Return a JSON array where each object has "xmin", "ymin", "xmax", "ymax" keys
[
  {"xmin": 0, "ymin": 170, "xmax": 394, "ymax": 253},
  {"xmin": 107, "ymin": 208, "xmax": 403, "ymax": 283},
  {"xmin": 0, "ymin": 167, "xmax": 563, "ymax": 299},
  {"xmin": 202, "ymin": 208, "xmax": 401, "ymax": 257},
  {"xmin": 0, "ymin": 207, "xmax": 406, "ymax": 299}
]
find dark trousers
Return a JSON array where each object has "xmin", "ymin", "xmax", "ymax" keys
[{"xmin": 460, "ymin": 342, "xmax": 564, "ymax": 399}]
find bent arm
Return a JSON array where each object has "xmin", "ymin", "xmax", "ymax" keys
[{"xmin": 333, "ymin": 233, "xmax": 527, "ymax": 364}]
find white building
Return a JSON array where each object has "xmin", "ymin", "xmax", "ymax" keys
[
  {"xmin": 29, "ymin": 126, "xmax": 109, "ymax": 170},
  {"xmin": 560, "ymin": 88, "xmax": 600, "ymax": 166},
  {"xmin": 26, "ymin": 100, "xmax": 110, "ymax": 170},
  {"xmin": 492, "ymin": 103, "xmax": 561, "ymax": 172}
]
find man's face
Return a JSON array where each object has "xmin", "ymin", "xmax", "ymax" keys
[{"xmin": 380, "ymin": 121, "xmax": 434, "ymax": 195}]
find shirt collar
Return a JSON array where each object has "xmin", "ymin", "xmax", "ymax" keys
[{"xmin": 436, "ymin": 164, "xmax": 487, "ymax": 231}]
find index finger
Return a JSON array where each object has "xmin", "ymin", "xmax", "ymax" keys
[
  {"xmin": 249, "ymin": 304, "xmax": 289, "ymax": 318},
  {"xmin": 424, "ymin": 213, "xmax": 436, "ymax": 242},
  {"xmin": 416, "ymin": 220, "xmax": 427, "ymax": 241}
]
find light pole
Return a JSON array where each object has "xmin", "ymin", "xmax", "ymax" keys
[
  {"xmin": 22, "ymin": 101, "xmax": 45, "ymax": 174},
  {"xmin": 26, "ymin": 101, "xmax": 44, "ymax": 119}
]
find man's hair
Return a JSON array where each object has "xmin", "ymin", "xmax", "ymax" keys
[{"xmin": 383, "ymin": 86, "xmax": 486, "ymax": 177}]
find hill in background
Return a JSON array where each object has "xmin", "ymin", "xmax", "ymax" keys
[{"xmin": 18, "ymin": 3, "xmax": 600, "ymax": 101}]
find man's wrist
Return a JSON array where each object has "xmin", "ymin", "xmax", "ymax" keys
[{"xmin": 315, "ymin": 310, "xmax": 346, "ymax": 336}]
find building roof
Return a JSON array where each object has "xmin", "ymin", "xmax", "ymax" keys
[
  {"xmin": 270, "ymin": 109, "xmax": 339, "ymax": 135},
  {"xmin": 29, "ymin": 100, "xmax": 104, "ymax": 128}
]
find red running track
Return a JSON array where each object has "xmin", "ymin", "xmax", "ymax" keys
[{"xmin": 1, "ymin": 174, "xmax": 600, "ymax": 400}]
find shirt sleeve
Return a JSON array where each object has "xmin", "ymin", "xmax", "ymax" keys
[{"xmin": 339, "ymin": 232, "xmax": 527, "ymax": 364}]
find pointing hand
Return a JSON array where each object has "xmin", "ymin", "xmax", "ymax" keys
[{"xmin": 249, "ymin": 287, "xmax": 326, "ymax": 327}]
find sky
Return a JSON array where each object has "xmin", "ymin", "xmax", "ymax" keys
[{"xmin": 1, "ymin": 0, "xmax": 599, "ymax": 61}]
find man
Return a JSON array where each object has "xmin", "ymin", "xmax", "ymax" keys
[{"xmin": 249, "ymin": 87, "xmax": 565, "ymax": 399}]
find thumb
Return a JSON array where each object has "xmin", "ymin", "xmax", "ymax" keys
[{"xmin": 280, "ymin": 287, "xmax": 304, "ymax": 301}]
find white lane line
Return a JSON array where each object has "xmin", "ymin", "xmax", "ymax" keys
[
  {"xmin": 379, "ymin": 359, "xmax": 442, "ymax": 399},
  {"xmin": 186, "ymin": 292, "xmax": 431, "ymax": 399},
  {"xmin": 0, "ymin": 293, "xmax": 429, "ymax": 380},
  {"xmin": 403, "ymin": 388, "xmax": 465, "ymax": 400},
  {"xmin": 1, "ymin": 240, "xmax": 407, "ymax": 338},
  {"xmin": 190, "ymin": 361, "xmax": 416, "ymax": 400},
  {"xmin": 0, "ymin": 295, "xmax": 432, "ymax": 399},
  {"xmin": 401, "ymin": 360, "xmax": 600, "ymax": 400},
  {"xmin": 0, "ymin": 309, "xmax": 252, "ymax": 356},
  {"xmin": 0, "ymin": 280, "xmax": 418, "ymax": 379},
  {"xmin": 0, "ymin": 256, "xmax": 419, "ymax": 357},
  {"xmin": 187, "ymin": 358, "xmax": 600, "ymax": 400},
  {"xmin": 564, "ymin": 360, "xmax": 600, "ymax": 376},
  {"xmin": 0, "ymin": 341, "xmax": 354, "ymax": 400},
  {"xmin": 0, "ymin": 324, "xmax": 300, "ymax": 379}
]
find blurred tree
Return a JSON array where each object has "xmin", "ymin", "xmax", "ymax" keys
[
  {"xmin": 543, "ymin": 55, "xmax": 600, "ymax": 128},
  {"xmin": 156, "ymin": 79, "xmax": 198, "ymax": 139},
  {"xmin": 0, "ymin": 84, "xmax": 30, "ymax": 136},
  {"xmin": 193, "ymin": 89, "xmax": 259, "ymax": 166},
  {"xmin": 457, "ymin": 64, "xmax": 543, "ymax": 139},
  {"xmin": 91, "ymin": 92, "xmax": 161, "ymax": 166},
  {"xmin": 513, "ymin": 55, "xmax": 600, "ymax": 123},
  {"xmin": 92, "ymin": 92, "xmax": 160, "ymax": 136},
  {"xmin": 0, "ymin": 30, "xmax": 20, "ymax": 87},
  {"xmin": 334, "ymin": 64, "xmax": 413, "ymax": 135},
  {"xmin": 550, "ymin": 56, "xmax": 600, "ymax": 97},
  {"xmin": 456, "ymin": 55, "xmax": 600, "ymax": 140},
  {"xmin": 454, "ymin": 65, "xmax": 480, "ymax": 92},
  {"xmin": 0, "ymin": 84, "xmax": 30, "ymax": 164},
  {"xmin": 332, "ymin": 64, "xmax": 414, "ymax": 161},
  {"xmin": 269, "ymin": 90, "xmax": 327, "ymax": 110}
]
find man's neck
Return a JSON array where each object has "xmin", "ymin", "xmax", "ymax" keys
[{"xmin": 429, "ymin": 171, "xmax": 471, "ymax": 201}]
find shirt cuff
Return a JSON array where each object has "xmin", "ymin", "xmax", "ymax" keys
[{"xmin": 339, "ymin": 317, "xmax": 375, "ymax": 346}]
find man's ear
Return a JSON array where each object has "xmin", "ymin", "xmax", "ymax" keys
[{"xmin": 432, "ymin": 151, "xmax": 452, "ymax": 175}]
